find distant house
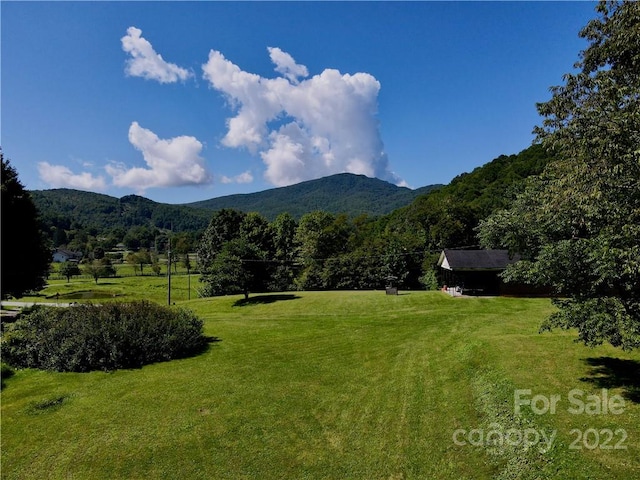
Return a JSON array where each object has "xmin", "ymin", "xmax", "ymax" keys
[
  {"xmin": 53, "ymin": 248, "xmax": 83, "ymax": 263},
  {"xmin": 437, "ymin": 249, "xmax": 521, "ymax": 296}
]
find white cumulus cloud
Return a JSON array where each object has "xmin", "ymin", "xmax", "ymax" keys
[
  {"xmin": 268, "ymin": 47, "xmax": 309, "ymax": 84},
  {"xmin": 105, "ymin": 122, "xmax": 211, "ymax": 193},
  {"xmin": 37, "ymin": 162, "xmax": 107, "ymax": 191},
  {"xmin": 121, "ymin": 26, "xmax": 192, "ymax": 83},
  {"xmin": 202, "ymin": 47, "xmax": 403, "ymax": 187},
  {"xmin": 220, "ymin": 171, "xmax": 254, "ymax": 184}
]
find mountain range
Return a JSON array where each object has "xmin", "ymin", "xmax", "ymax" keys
[
  {"xmin": 185, "ymin": 174, "xmax": 440, "ymax": 219},
  {"xmin": 30, "ymin": 144, "xmax": 553, "ymax": 237},
  {"xmin": 30, "ymin": 174, "xmax": 442, "ymax": 233}
]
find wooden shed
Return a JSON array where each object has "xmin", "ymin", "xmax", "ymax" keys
[{"xmin": 437, "ymin": 249, "xmax": 521, "ymax": 296}]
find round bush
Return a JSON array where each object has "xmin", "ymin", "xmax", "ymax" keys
[{"xmin": 1, "ymin": 301, "xmax": 208, "ymax": 372}]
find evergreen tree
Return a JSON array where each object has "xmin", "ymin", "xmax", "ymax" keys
[{"xmin": 1, "ymin": 153, "xmax": 52, "ymax": 298}]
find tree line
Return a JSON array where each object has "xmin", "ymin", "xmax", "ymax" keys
[
  {"xmin": 29, "ymin": 144, "xmax": 550, "ymax": 261},
  {"xmin": 3, "ymin": 141, "xmax": 556, "ymax": 292},
  {"xmin": 197, "ymin": 209, "xmax": 425, "ymax": 299},
  {"xmin": 195, "ymin": 141, "xmax": 555, "ymax": 299}
]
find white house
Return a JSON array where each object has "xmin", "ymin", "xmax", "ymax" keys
[{"xmin": 52, "ymin": 248, "xmax": 82, "ymax": 263}]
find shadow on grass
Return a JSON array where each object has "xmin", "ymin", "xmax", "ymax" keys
[
  {"xmin": 181, "ymin": 335, "xmax": 222, "ymax": 359},
  {"xmin": 233, "ymin": 294, "xmax": 301, "ymax": 307},
  {"xmin": 580, "ymin": 357, "xmax": 640, "ymax": 404},
  {"xmin": 1, "ymin": 364, "xmax": 15, "ymax": 391},
  {"xmin": 25, "ymin": 394, "xmax": 71, "ymax": 415}
]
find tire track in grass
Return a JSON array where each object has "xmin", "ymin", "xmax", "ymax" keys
[
  {"xmin": 456, "ymin": 333, "xmax": 570, "ymax": 480},
  {"xmin": 470, "ymin": 368, "xmax": 556, "ymax": 480}
]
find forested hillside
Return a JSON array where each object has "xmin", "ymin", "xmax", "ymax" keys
[
  {"xmin": 381, "ymin": 143, "xmax": 554, "ymax": 251},
  {"xmin": 30, "ymin": 173, "xmax": 441, "ymax": 252},
  {"xmin": 193, "ymin": 145, "xmax": 555, "ymax": 294},
  {"xmin": 30, "ymin": 144, "xmax": 554, "ymax": 264},
  {"xmin": 31, "ymin": 173, "xmax": 440, "ymax": 238},
  {"xmin": 186, "ymin": 173, "xmax": 439, "ymax": 219},
  {"xmin": 30, "ymin": 190, "xmax": 212, "ymax": 234}
]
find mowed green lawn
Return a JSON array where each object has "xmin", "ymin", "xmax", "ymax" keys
[
  {"xmin": 16, "ymin": 270, "xmax": 198, "ymax": 304},
  {"xmin": 2, "ymin": 290, "xmax": 639, "ymax": 479}
]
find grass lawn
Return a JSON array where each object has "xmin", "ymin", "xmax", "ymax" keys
[
  {"xmin": 2, "ymin": 290, "xmax": 639, "ymax": 479},
  {"xmin": 15, "ymin": 270, "xmax": 198, "ymax": 304}
]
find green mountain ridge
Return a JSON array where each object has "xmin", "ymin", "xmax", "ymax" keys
[
  {"xmin": 185, "ymin": 173, "xmax": 440, "ymax": 219},
  {"xmin": 30, "ymin": 144, "xmax": 554, "ymax": 243},
  {"xmin": 30, "ymin": 173, "xmax": 442, "ymax": 234}
]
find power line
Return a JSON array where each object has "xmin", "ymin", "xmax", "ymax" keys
[{"xmin": 229, "ymin": 248, "xmax": 437, "ymax": 265}]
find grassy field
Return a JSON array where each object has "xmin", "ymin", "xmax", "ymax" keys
[
  {"xmin": 16, "ymin": 270, "xmax": 198, "ymax": 304},
  {"xmin": 2, "ymin": 284, "xmax": 639, "ymax": 479}
]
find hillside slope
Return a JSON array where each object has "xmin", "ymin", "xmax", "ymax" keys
[
  {"xmin": 30, "ymin": 145, "xmax": 552, "ymax": 242},
  {"xmin": 30, "ymin": 174, "xmax": 441, "ymax": 234},
  {"xmin": 186, "ymin": 173, "xmax": 440, "ymax": 219},
  {"xmin": 29, "ymin": 190, "xmax": 212, "ymax": 233},
  {"xmin": 382, "ymin": 143, "xmax": 555, "ymax": 250}
]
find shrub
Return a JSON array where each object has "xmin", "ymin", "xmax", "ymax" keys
[
  {"xmin": 1, "ymin": 362, "xmax": 15, "ymax": 389},
  {"xmin": 1, "ymin": 301, "xmax": 208, "ymax": 372},
  {"xmin": 419, "ymin": 268, "xmax": 439, "ymax": 291}
]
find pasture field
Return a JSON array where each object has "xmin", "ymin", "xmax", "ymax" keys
[
  {"xmin": 1, "ymin": 283, "xmax": 639, "ymax": 479},
  {"xmin": 16, "ymin": 269, "xmax": 198, "ymax": 304}
]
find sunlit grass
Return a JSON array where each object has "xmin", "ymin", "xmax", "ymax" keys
[
  {"xmin": 2, "ymin": 290, "xmax": 639, "ymax": 479},
  {"xmin": 17, "ymin": 270, "xmax": 199, "ymax": 304}
]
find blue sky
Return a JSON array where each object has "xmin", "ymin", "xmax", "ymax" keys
[{"xmin": 2, "ymin": 1, "xmax": 597, "ymax": 204}]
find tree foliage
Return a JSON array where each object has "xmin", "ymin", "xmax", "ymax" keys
[
  {"xmin": 1, "ymin": 153, "xmax": 52, "ymax": 299},
  {"xmin": 479, "ymin": 0, "xmax": 640, "ymax": 349},
  {"xmin": 59, "ymin": 261, "xmax": 81, "ymax": 283},
  {"xmin": 269, "ymin": 212, "xmax": 298, "ymax": 291},
  {"xmin": 294, "ymin": 211, "xmax": 349, "ymax": 290},
  {"xmin": 29, "ymin": 174, "xmax": 438, "ymax": 254},
  {"xmin": 385, "ymin": 144, "xmax": 554, "ymax": 252},
  {"xmin": 198, "ymin": 210, "xmax": 274, "ymax": 299},
  {"xmin": 197, "ymin": 209, "xmax": 245, "ymax": 267},
  {"xmin": 29, "ymin": 144, "xmax": 551, "ymax": 264},
  {"xmin": 195, "ymin": 140, "xmax": 556, "ymax": 296},
  {"xmin": 126, "ymin": 249, "xmax": 152, "ymax": 276},
  {"xmin": 202, "ymin": 239, "xmax": 267, "ymax": 300},
  {"xmin": 83, "ymin": 258, "xmax": 116, "ymax": 284}
]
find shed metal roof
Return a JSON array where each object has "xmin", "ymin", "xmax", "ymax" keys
[{"xmin": 438, "ymin": 249, "xmax": 520, "ymax": 271}]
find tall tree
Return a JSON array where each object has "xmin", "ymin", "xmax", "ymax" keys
[
  {"xmin": 201, "ymin": 238, "xmax": 266, "ymax": 300},
  {"xmin": 270, "ymin": 212, "xmax": 298, "ymax": 291},
  {"xmin": 59, "ymin": 261, "xmax": 81, "ymax": 283},
  {"xmin": 1, "ymin": 154, "xmax": 52, "ymax": 298},
  {"xmin": 240, "ymin": 212, "xmax": 272, "ymax": 253},
  {"xmin": 197, "ymin": 209, "xmax": 246, "ymax": 272},
  {"xmin": 198, "ymin": 209, "xmax": 274, "ymax": 298},
  {"xmin": 83, "ymin": 258, "xmax": 116, "ymax": 285},
  {"xmin": 294, "ymin": 211, "xmax": 349, "ymax": 290},
  {"xmin": 126, "ymin": 249, "xmax": 151, "ymax": 276},
  {"xmin": 479, "ymin": 1, "xmax": 640, "ymax": 349}
]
